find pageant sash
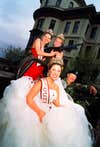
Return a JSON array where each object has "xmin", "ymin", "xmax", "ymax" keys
[{"xmin": 40, "ymin": 78, "xmax": 50, "ymax": 103}]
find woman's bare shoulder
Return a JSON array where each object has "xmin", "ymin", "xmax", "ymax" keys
[
  {"xmin": 32, "ymin": 38, "xmax": 41, "ymax": 47},
  {"xmin": 34, "ymin": 38, "xmax": 41, "ymax": 43},
  {"xmin": 30, "ymin": 80, "xmax": 41, "ymax": 91}
]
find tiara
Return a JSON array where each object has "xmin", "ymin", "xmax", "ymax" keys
[
  {"xmin": 45, "ymin": 29, "xmax": 54, "ymax": 36},
  {"xmin": 48, "ymin": 57, "xmax": 64, "ymax": 67},
  {"xmin": 57, "ymin": 33, "xmax": 65, "ymax": 41}
]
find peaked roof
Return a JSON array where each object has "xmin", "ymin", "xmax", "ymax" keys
[
  {"xmin": 34, "ymin": 4, "xmax": 100, "ymax": 24},
  {"xmin": 40, "ymin": 0, "xmax": 86, "ymax": 6},
  {"xmin": 74, "ymin": 0, "xmax": 86, "ymax": 7}
]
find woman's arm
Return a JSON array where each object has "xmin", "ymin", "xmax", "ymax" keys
[
  {"xmin": 26, "ymin": 80, "xmax": 46, "ymax": 122},
  {"xmin": 32, "ymin": 38, "xmax": 56, "ymax": 57}
]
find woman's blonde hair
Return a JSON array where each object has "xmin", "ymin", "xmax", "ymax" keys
[{"xmin": 57, "ymin": 34, "xmax": 65, "ymax": 42}]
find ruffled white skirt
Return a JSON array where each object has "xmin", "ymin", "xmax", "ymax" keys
[{"xmin": 0, "ymin": 76, "xmax": 93, "ymax": 147}]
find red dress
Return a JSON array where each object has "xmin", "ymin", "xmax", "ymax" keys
[{"xmin": 23, "ymin": 48, "xmax": 44, "ymax": 80}]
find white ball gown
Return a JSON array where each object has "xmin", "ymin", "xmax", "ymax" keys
[{"xmin": 0, "ymin": 76, "xmax": 93, "ymax": 147}]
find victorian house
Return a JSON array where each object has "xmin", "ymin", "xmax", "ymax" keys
[{"xmin": 26, "ymin": 0, "xmax": 100, "ymax": 73}]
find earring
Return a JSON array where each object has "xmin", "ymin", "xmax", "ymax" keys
[{"xmin": 47, "ymin": 72, "xmax": 50, "ymax": 76}]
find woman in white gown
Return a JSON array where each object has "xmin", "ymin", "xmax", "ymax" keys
[{"xmin": 0, "ymin": 58, "xmax": 93, "ymax": 147}]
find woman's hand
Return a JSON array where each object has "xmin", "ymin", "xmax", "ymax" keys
[
  {"xmin": 89, "ymin": 85, "xmax": 97, "ymax": 96},
  {"xmin": 38, "ymin": 109, "xmax": 46, "ymax": 122},
  {"xmin": 50, "ymin": 51, "xmax": 57, "ymax": 57}
]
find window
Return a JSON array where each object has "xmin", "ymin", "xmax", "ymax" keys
[
  {"xmin": 68, "ymin": 40, "xmax": 74, "ymax": 46},
  {"xmin": 72, "ymin": 21, "xmax": 80, "ymax": 33},
  {"xmin": 85, "ymin": 24, "xmax": 89, "ymax": 36},
  {"xmin": 56, "ymin": 0, "xmax": 62, "ymax": 7},
  {"xmin": 96, "ymin": 48, "xmax": 100, "ymax": 59},
  {"xmin": 90, "ymin": 27, "xmax": 97, "ymax": 39},
  {"xmin": 49, "ymin": 19, "xmax": 56, "ymax": 30},
  {"xmin": 67, "ymin": 40, "xmax": 74, "ymax": 52},
  {"xmin": 85, "ymin": 46, "xmax": 92, "ymax": 57},
  {"xmin": 44, "ymin": 0, "xmax": 49, "ymax": 6},
  {"xmin": 36, "ymin": 18, "xmax": 44, "ymax": 29},
  {"xmin": 68, "ymin": 2, "xmax": 74, "ymax": 8},
  {"xmin": 64, "ymin": 22, "xmax": 71, "ymax": 34}
]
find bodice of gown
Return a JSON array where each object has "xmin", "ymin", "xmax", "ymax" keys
[
  {"xmin": 35, "ymin": 89, "xmax": 57, "ymax": 112},
  {"xmin": 31, "ymin": 48, "xmax": 38, "ymax": 58},
  {"xmin": 31, "ymin": 47, "xmax": 44, "ymax": 60},
  {"xmin": 49, "ymin": 89, "xmax": 57, "ymax": 103},
  {"xmin": 31, "ymin": 47, "xmax": 44, "ymax": 66}
]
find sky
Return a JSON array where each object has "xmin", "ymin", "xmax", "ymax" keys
[{"xmin": 0, "ymin": 0, "xmax": 100, "ymax": 49}]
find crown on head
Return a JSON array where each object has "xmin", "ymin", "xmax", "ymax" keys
[
  {"xmin": 57, "ymin": 33, "xmax": 65, "ymax": 41},
  {"xmin": 48, "ymin": 57, "xmax": 64, "ymax": 68},
  {"xmin": 45, "ymin": 29, "xmax": 54, "ymax": 36}
]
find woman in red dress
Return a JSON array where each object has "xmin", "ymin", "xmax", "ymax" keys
[{"xmin": 23, "ymin": 29, "xmax": 57, "ymax": 80}]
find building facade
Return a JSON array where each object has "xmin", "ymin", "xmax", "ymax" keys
[{"xmin": 26, "ymin": 0, "xmax": 100, "ymax": 74}]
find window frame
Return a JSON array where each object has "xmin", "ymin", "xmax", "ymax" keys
[
  {"xmin": 72, "ymin": 21, "xmax": 80, "ymax": 33},
  {"xmin": 64, "ymin": 22, "xmax": 71, "ymax": 34},
  {"xmin": 56, "ymin": 0, "xmax": 62, "ymax": 7},
  {"xmin": 49, "ymin": 19, "xmax": 56, "ymax": 30}
]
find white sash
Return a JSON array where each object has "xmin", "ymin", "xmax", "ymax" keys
[{"xmin": 40, "ymin": 78, "xmax": 50, "ymax": 103}]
